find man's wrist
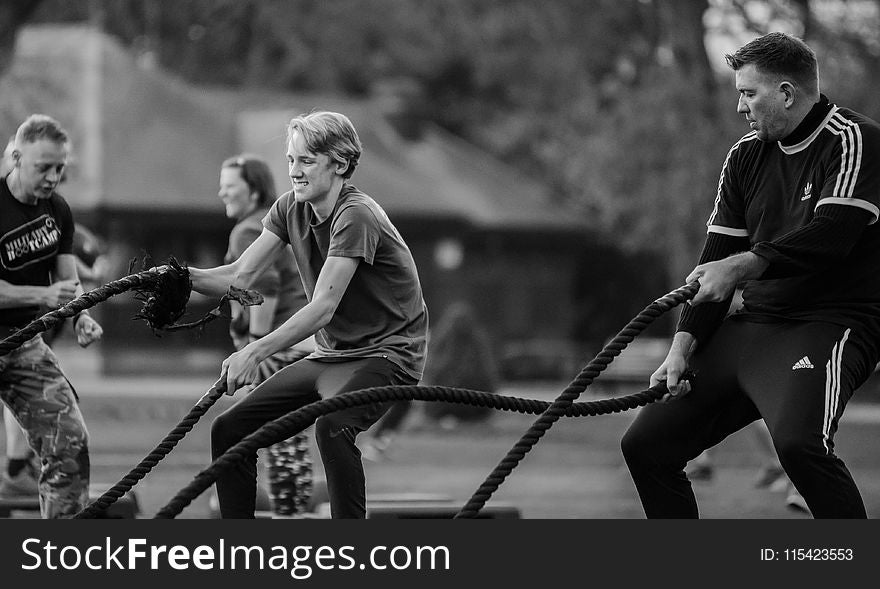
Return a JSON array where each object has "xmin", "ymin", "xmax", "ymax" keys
[
  {"xmin": 670, "ymin": 331, "xmax": 698, "ymax": 360},
  {"xmin": 732, "ymin": 251, "xmax": 769, "ymax": 281},
  {"xmin": 246, "ymin": 335, "xmax": 275, "ymax": 364}
]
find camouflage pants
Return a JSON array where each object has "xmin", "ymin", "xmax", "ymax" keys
[
  {"xmin": 0, "ymin": 335, "xmax": 90, "ymax": 518},
  {"xmin": 247, "ymin": 346, "xmax": 314, "ymax": 516}
]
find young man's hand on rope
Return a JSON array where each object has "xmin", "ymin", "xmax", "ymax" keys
[
  {"xmin": 133, "ymin": 257, "xmax": 193, "ymax": 331},
  {"xmin": 133, "ymin": 256, "xmax": 264, "ymax": 333}
]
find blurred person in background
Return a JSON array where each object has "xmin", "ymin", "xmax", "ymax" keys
[
  {"xmin": 360, "ymin": 301, "xmax": 497, "ymax": 461},
  {"xmin": 0, "ymin": 115, "xmax": 102, "ymax": 517},
  {"xmin": 216, "ymin": 153, "xmax": 315, "ymax": 516},
  {"xmin": 1, "ymin": 137, "xmax": 109, "ymax": 504},
  {"xmin": 2, "ymin": 222, "xmax": 108, "ymax": 501},
  {"xmin": 420, "ymin": 301, "xmax": 498, "ymax": 427},
  {"xmin": 686, "ymin": 423, "xmax": 808, "ymax": 513},
  {"xmin": 0, "ymin": 135, "xmax": 39, "ymax": 501}
]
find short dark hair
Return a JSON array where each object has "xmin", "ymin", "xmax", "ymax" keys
[
  {"xmin": 15, "ymin": 114, "xmax": 70, "ymax": 147},
  {"xmin": 725, "ymin": 32, "xmax": 818, "ymax": 93},
  {"xmin": 221, "ymin": 153, "xmax": 277, "ymax": 207}
]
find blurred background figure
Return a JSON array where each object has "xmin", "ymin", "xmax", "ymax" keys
[
  {"xmin": 1, "ymin": 222, "xmax": 108, "ymax": 500},
  {"xmin": 0, "ymin": 136, "xmax": 38, "ymax": 500},
  {"xmin": 422, "ymin": 301, "xmax": 499, "ymax": 427},
  {"xmin": 686, "ymin": 422, "xmax": 808, "ymax": 513},
  {"xmin": 1, "ymin": 136, "xmax": 109, "ymax": 502},
  {"xmin": 0, "ymin": 114, "xmax": 101, "ymax": 517},
  {"xmin": 0, "ymin": 406, "xmax": 38, "ymax": 499},
  {"xmin": 217, "ymin": 154, "xmax": 315, "ymax": 517},
  {"xmin": 422, "ymin": 301, "xmax": 500, "ymax": 429},
  {"xmin": 361, "ymin": 301, "xmax": 499, "ymax": 461}
]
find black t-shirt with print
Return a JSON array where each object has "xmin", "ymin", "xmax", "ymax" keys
[{"xmin": 0, "ymin": 173, "xmax": 74, "ymax": 327}]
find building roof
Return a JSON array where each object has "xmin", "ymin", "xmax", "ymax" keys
[
  {"xmin": 238, "ymin": 106, "xmax": 578, "ymax": 230},
  {"xmin": 6, "ymin": 25, "xmax": 236, "ymax": 213},
  {"xmin": 5, "ymin": 25, "xmax": 585, "ymax": 232}
]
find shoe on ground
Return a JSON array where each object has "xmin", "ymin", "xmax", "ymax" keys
[
  {"xmin": 754, "ymin": 465, "xmax": 787, "ymax": 490},
  {"xmin": 767, "ymin": 474, "xmax": 792, "ymax": 493},
  {"xmin": 0, "ymin": 470, "xmax": 39, "ymax": 498},
  {"xmin": 786, "ymin": 488, "xmax": 810, "ymax": 514},
  {"xmin": 360, "ymin": 436, "xmax": 391, "ymax": 462},
  {"xmin": 685, "ymin": 463, "xmax": 714, "ymax": 482}
]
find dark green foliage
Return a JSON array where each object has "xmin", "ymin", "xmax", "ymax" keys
[{"xmin": 7, "ymin": 0, "xmax": 880, "ymax": 289}]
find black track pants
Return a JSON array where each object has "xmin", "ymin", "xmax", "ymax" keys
[{"xmin": 621, "ymin": 319, "xmax": 873, "ymax": 518}]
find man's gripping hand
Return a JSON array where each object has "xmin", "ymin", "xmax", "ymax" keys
[
  {"xmin": 74, "ymin": 313, "xmax": 103, "ymax": 347},
  {"xmin": 686, "ymin": 252, "xmax": 768, "ymax": 306},
  {"xmin": 219, "ymin": 345, "xmax": 262, "ymax": 397},
  {"xmin": 651, "ymin": 331, "xmax": 697, "ymax": 403},
  {"xmin": 44, "ymin": 279, "xmax": 78, "ymax": 308}
]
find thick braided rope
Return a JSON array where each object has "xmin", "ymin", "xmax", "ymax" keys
[
  {"xmin": 455, "ymin": 281, "xmax": 699, "ymax": 518},
  {"xmin": 74, "ymin": 379, "xmax": 226, "ymax": 519},
  {"xmin": 0, "ymin": 269, "xmax": 164, "ymax": 357},
  {"xmin": 154, "ymin": 381, "xmax": 674, "ymax": 518}
]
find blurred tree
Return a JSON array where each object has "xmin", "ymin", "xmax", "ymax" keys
[
  {"xmin": 708, "ymin": 0, "xmax": 880, "ymax": 118},
  {"xmin": 11, "ymin": 0, "xmax": 880, "ymax": 294},
  {"xmin": 0, "ymin": 0, "xmax": 45, "ymax": 76},
  {"xmin": 553, "ymin": 0, "xmax": 732, "ymax": 292}
]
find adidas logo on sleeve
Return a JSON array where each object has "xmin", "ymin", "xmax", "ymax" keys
[{"xmin": 792, "ymin": 356, "xmax": 815, "ymax": 370}]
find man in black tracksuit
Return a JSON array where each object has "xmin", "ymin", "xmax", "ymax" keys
[{"xmin": 621, "ymin": 33, "xmax": 880, "ymax": 518}]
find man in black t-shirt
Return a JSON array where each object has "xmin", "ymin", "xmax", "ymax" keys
[
  {"xmin": 621, "ymin": 33, "xmax": 880, "ymax": 518},
  {"xmin": 0, "ymin": 115, "xmax": 103, "ymax": 517}
]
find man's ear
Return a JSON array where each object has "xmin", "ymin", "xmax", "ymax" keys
[
  {"xmin": 335, "ymin": 160, "xmax": 350, "ymax": 177},
  {"xmin": 779, "ymin": 81, "xmax": 796, "ymax": 108},
  {"xmin": 12, "ymin": 150, "xmax": 21, "ymax": 165}
]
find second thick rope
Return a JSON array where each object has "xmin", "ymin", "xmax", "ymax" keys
[
  {"xmin": 153, "ymin": 381, "xmax": 678, "ymax": 518},
  {"xmin": 74, "ymin": 379, "xmax": 227, "ymax": 519},
  {"xmin": 0, "ymin": 268, "xmax": 166, "ymax": 358},
  {"xmin": 454, "ymin": 281, "xmax": 699, "ymax": 518}
]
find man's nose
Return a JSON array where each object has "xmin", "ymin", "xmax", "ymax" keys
[{"xmin": 737, "ymin": 96, "xmax": 748, "ymax": 113}]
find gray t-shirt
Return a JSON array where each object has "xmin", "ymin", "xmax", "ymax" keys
[{"xmin": 263, "ymin": 183, "xmax": 428, "ymax": 380}]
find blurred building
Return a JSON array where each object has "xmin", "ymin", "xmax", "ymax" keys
[{"xmin": 2, "ymin": 24, "xmax": 590, "ymax": 377}]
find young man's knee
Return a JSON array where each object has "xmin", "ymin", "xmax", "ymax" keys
[
  {"xmin": 211, "ymin": 412, "xmax": 245, "ymax": 451},
  {"xmin": 315, "ymin": 415, "xmax": 358, "ymax": 449}
]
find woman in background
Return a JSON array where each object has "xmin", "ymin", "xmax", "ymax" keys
[{"xmin": 217, "ymin": 154, "xmax": 315, "ymax": 516}]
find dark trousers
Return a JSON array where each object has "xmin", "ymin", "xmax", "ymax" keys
[
  {"xmin": 372, "ymin": 401, "xmax": 413, "ymax": 437},
  {"xmin": 621, "ymin": 318, "xmax": 873, "ymax": 518},
  {"xmin": 211, "ymin": 357, "xmax": 414, "ymax": 518}
]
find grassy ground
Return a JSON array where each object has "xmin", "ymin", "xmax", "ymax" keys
[
  {"xmin": 5, "ymin": 340, "xmax": 880, "ymax": 519},
  {"xmin": 41, "ymin": 379, "xmax": 880, "ymax": 520}
]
